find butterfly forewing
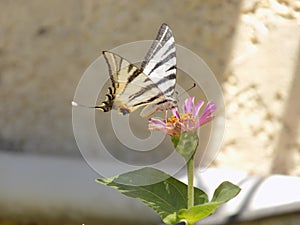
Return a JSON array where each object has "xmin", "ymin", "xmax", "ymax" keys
[
  {"xmin": 141, "ymin": 23, "xmax": 177, "ymax": 102},
  {"xmin": 100, "ymin": 51, "xmax": 166, "ymax": 115}
]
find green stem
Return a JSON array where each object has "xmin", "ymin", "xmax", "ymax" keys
[{"xmin": 187, "ymin": 154, "xmax": 194, "ymax": 209}]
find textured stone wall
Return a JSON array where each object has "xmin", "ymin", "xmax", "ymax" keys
[{"xmin": 0, "ymin": 0, "xmax": 299, "ymax": 175}]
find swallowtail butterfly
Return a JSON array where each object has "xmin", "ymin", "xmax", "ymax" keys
[{"xmin": 74, "ymin": 23, "xmax": 177, "ymax": 117}]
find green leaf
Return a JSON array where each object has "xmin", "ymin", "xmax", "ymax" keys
[
  {"xmin": 172, "ymin": 132, "xmax": 199, "ymax": 161},
  {"xmin": 177, "ymin": 203, "xmax": 221, "ymax": 225},
  {"xmin": 212, "ymin": 181, "xmax": 241, "ymax": 202},
  {"xmin": 171, "ymin": 135, "xmax": 180, "ymax": 148},
  {"xmin": 177, "ymin": 181, "xmax": 241, "ymax": 225},
  {"xmin": 96, "ymin": 167, "xmax": 208, "ymax": 223},
  {"xmin": 97, "ymin": 169, "xmax": 240, "ymax": 225}
]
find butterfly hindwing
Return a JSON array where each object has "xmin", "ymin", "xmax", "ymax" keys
[{"xmin": 98, "ymin": 51, "xmax": 167, "ymax": 115}]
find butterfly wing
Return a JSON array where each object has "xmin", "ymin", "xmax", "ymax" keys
[
  {"xmin": 141, "ymin": 24, "xmax": 176, "ymax": 101},
  {"xmin": 96, "ymin": 51, "xmax": 167, "ymax": 115},
  {"xmin": 140, "ymin": 23, "xmax": 177, "ymax": 116},
  {"xmin": 97, "ymin": 23, "xmax": 177, "ymax": 117}
]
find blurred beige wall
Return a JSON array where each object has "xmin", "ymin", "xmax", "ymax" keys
[{"xmin": 0, "ymin": 0, "xmax": 299, "ymax": 175}]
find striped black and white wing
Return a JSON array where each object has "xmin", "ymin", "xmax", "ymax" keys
[
  {"xmin": 96, "ymin": 51, "xmax": 167, "ymax": 115},
  {"xmin": 96, "ymin": 23, "xmax": 177, "ymax": 117},
  {"xmin": 140, "ymin": 23, "xmax": 177, "ymax": 116}
]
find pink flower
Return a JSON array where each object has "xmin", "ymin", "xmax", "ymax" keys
[{"xmin": 148, "ymin": 97, "xmax": 216, "ymax": 136}]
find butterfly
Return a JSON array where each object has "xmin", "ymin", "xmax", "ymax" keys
[{"xmin": 75, "ymin": 23, "xmax": 177, "ymax": 117}]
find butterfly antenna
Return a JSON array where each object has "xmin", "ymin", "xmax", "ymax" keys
[
  {"xmin": 187, "ymin": 82, "xmax": 196, "ymax": 92},
  {"xmin": 72, "ymin": 101, "xmax": 96, "ymax": 109},
  {"xmin": 177, "ymin": 83, "xmax": 196, "ymax": 98}
]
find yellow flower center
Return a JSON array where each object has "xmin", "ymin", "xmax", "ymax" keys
[
  {"xmin": 181, "ymin": 112, "xmax": 195, "ymax": 121},
  {"xmin": 168, "ymin": 115, "xmax": 179, "ymax": 123},
  {"xmin": 167, "ymin": 113, "xmax": 196, "ymax": 125}
]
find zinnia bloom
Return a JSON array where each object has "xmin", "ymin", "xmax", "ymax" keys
[{"xmin": 148, "ymin": 97, "xmax": 216, "ymax": 136}]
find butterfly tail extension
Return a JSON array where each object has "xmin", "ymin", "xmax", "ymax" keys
[
  {"xmin": 95, "ymin": 102, "xmax": 112, "ymax": 112},
  {"xmin": 95, "ymin": 87, "xmax": 115, "ymax": 112}
]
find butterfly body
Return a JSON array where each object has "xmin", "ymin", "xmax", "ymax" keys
[{"xmin": 96, "ymin": 23, "xmax": 177, "ymax": 117}]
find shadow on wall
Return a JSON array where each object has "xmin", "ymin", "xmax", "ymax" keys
[{"xmin": 272, "ymin": 38, "xmax": 300, "ymax": 174}]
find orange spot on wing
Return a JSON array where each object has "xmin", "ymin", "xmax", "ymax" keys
[{"xmin": 119, "ymin": 105, "xmax": 131, "ymax": 115}]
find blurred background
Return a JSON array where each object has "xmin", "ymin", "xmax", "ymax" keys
[{"xmin": 0, "ymin": 0, "xmax": 299, "ymax": 225}]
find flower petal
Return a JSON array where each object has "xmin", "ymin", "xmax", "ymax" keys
[
  {"xmin": 172, "ymin": 108, "xmax": 180, "ymax": 119},
  {"xmin": 148, "ymin": 118, "xmax": 165, "ymax": 125},
  {"xmin": 148, "ymin": 118, "xmax": 166, "ymax": 130},
  {"xmin": 193, "ymin": 100, "xmax": 204, "ymax": 117},
  {"xmin": 205, "ymin": 101, "xmax": 217, "ymax": 114},
  {"xmin": 197, "ymin": 102, "xmax": 217, "ymax": 126},
  {"xmin": 148, "ymin": 97, "xmax": 216, "ymax": 136},
  {"xmin": 187, "ymin": 97, "xmax": 194, "ymax": 113},
  {"xmin": 183, "ymin": 98, "xmax": 188, "ymax": 114},
  {"xmin": 186, "ymin": 118, "xmax": 195, "ymax": 132},
  {"xmin": 197, "ymin": 115, "xmax": 214, "ymax": 127}
]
